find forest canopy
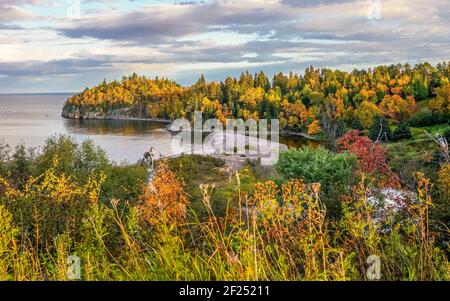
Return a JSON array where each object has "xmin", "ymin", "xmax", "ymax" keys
[{"xmin": 64, "ymin": 62, "xmax": 450, "ymax": 133}]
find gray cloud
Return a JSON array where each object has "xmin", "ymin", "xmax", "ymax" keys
[
  {"xmin": 0, "ymin": 58, "xmax": 114, "ymax": 77},
  {"xmin": 4, "ymin": 33, "xmax": 447, "ymax": 79},
  {"xmin": 57, "ymin": 0, "xmax": 450, "ymax": 48},
  {"xmin": 59, "ymin": 1, "xmax": 294, "ymax": 43},
  {"xmin": 281, "ymin": 0, "xmax": 356, "ymax": 7},
  {"xmin": 1, "ymin": 0, "xmax": 449, "ymax": 93}
]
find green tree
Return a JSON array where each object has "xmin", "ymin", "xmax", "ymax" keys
[
  {"xmin": 255, "ymin": 71, "xmax": 271, "ymax": 91},
  {"xmin": 0, "ymin": 141, "xmax": 10, "ymax": 177},
  {"xmin": 412, "ymin": 74, "xmax": 429, "ymax": 100},
  {"xmin": 393, "ymin": 121, "xmax": 413, "ymax": 141},
  {"xmin": 9, "ymin": 143, "xmax": 35, "ymax": 187},
  {"xmin": 350, "ymin": 118, "xmax": 364, "ymax": 131},
  {"xmin": 36, "ymin": 135, "xmax": 109, "ymax": 184},
  {"xmin": 370, "ymin": 116, "xmax": 392, "ymax": 142}
]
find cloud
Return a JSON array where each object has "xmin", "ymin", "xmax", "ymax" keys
[
  {"xmin": 0, "ymin": 0, "xmax": 449, "ymax": 92},
  {"xmin": 281, "ymin": 0, "xmax": 356, "ymax": 7},
  {"xmin": 56, "ymin": 0, "xmax": 450, "ymax": 48},
  {"xmin": 0, "ymin": 57, "xmax": 114, "ymax": 77},
  {"xmin": 59, "ymin": 0, "xmax": 292, "ymax": 43},
  {"xmin": 0, "ymin": 0, "xmax": 55, "ymax": 23},
  {"xmin": 0, "ymin": 6, "xmax": 33, "ymax": 22}
]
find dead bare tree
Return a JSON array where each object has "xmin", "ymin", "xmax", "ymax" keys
[{"xmin": 424, "ymin": 130, "xmax": 449, "ymax": 163}]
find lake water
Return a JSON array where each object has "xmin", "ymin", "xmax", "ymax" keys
[{"xmin": 0, "ymin": 93, "xmax": 310, "ymax": 163}]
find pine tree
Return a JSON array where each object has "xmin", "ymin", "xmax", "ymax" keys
[
  {"xmin": 351, "ymin": 118, "xmax": 364, "ymax": 131},
  {"xmin": 255, "ymin": 71, "xmax": 271, "ymax": 91},
  {"xmin": 369, "ymin": 116, "xmax": 392, "ymax": 142},
  {"xmin": 393, "ymin": 121, "xmax": 413, "ymax": 141},
  {"xmin": 412, "ymin": 74, "xmax": 429, "ymax": 100}
]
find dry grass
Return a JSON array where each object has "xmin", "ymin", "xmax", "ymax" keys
[{"xmin": 0, "ymin": 160, "xmax": 448, "ymax": 281}]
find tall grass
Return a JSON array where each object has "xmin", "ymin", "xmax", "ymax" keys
[{"xmin": 0, "ymin": 160, "xmax": 448, "ymax": 281}]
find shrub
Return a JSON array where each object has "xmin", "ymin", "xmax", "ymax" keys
[
  {"xmin": 431, "ymin": 163, "xmax": 450, "ymax": 250},
  {"xmin": 101, "ymin": 164, "xmax": 147, "ymax": 204},
  {"xmin": 444, "ymin": 127, "xmax": 450, "ymax": 142},
  {"xmin": 8, "ymin": 143, "xmax": 36, "ymax": 188},
  {"xmin": 276, "ymin": 146, "xmax": 357, "ymax": 218},
  {"xmin": 337, "ymin": 130, "xmax": 394, "ymax": 186},
  {"xmin": 140, "ymin": 161, "xmax": 189, "ymax": 226},
  {"xmin": 408, "ymin": 109, "xmax": 447, "ymax": 127},
  {"xmin": 393, "ymin": 122, "xmax": 413, "ymax": 141},
  {"xmin": 36, "ymin": 135, "xmax": 109, "ymax": 184},
  {"xmin": 0, "ymin": 158, "xmax": 105, "ymax": 251},
  {"xmin": 0, "ymin": 138, "xmax": 449, "ymax": 281},
  {"xmin": 0, "ymin": 204, "xmax": 17, "ymax": 280}
]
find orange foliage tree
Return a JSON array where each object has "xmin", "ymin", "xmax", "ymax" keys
[
  {"xmin": 379, "ymin": 94, "xmax": 416, "ymax": 121},
  {"xmin": 307, "ymin": 120, "xmax": 321, "ymax": 135},
  {"xmin": 140, "ymin": 161, "xmax": 189, "ymax": 225}
]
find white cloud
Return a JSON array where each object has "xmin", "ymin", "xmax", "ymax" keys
[{"xmin": 0, "ymin": 0, "xmax": 449, "ymax": 92}]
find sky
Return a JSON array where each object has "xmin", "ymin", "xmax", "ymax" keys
[{"xmin": 0, "ymin": 0, "xmax": 449, "ymax": 93}]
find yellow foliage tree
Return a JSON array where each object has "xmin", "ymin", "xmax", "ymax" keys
[
  {"xmin": 354, "ymin": 101, "xmax": 380, "ymax": 128},
  {"xmin": 239, "ymin": 87, "xmax": 264, "ymax": 109},
  {"xmin": 429, "ymin": 84, "xmax": 450, "ymax": 115},
  {"xmin": 379, "ymin": 94, "xmax": 416, "ymax": 120}
]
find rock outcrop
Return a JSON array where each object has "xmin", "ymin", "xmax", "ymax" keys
[{"xmin": 62, "ymin": 104, "xmax": 135, "ymax": 120}]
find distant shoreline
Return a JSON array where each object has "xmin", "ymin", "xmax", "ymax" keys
[
  {"xmin": 61, "ymin": 115, "xmax": 172, "ymax": 123},
  {"xmin": 0, "ymin": 92, "xmax": 76, "ymax": 96}
]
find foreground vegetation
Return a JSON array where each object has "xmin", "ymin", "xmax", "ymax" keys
[{"xmin": 0, "ymin": 135, "xmax": 448, "ymax": 280}]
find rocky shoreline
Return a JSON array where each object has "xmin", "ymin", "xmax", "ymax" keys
[{"xmin": 61, "ymin": 105, "xmax": 171, "ymax": 123}]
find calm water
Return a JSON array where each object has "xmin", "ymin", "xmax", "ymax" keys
[{"xmin": 0, "ymin": 93, "xmax": 309, "ymax": 163}]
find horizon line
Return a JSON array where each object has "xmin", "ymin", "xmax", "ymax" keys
[{"xmin": 0, "ymin": 92, "xmax": 76, "ymax": 95}]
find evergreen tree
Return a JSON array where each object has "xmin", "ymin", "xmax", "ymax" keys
[
  {"xmin": 194, "ymin": 74, "xmax": 207, "ymax": 94},
  {"xmin": 412, "ymin": 74, "xmax": 429, "ymax": 100},
  {"xmin": 393, "ymin": 121, "xmax": 413, "ymax": 141},
  {"xmin": 273, "ymin": 72, "xmax": 288, "ymax": 95},
  {"xmin": 350, "ymin": 118, "xmax": 364, "ymax": 131},
  {"xmin": 255, "ymin": 71, "xmax": 271, "ymax": 91},
  {"xmin": 369, "ymin": 116, "xmax": 392, "ymax": 142}
]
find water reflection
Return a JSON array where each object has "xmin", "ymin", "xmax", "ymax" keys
[
  {"xmin": 63, "ymin": 119, "xmax": 314, "ymax": 149},
  {"xmin": 279, "ymin": 135, "xmax": 319, "ymax": 149},
  {"xmin": 64, "ymin": 119, "xmax": 170, "ymax": 137}
]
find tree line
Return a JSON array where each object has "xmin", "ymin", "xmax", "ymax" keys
[{"xmin": 65, "ymin": 62, "xmax": 450, "ymax": 134}]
